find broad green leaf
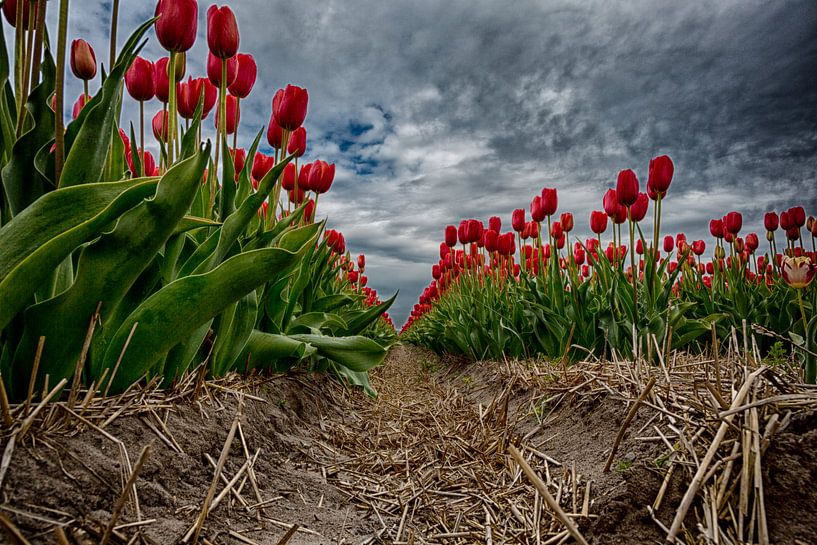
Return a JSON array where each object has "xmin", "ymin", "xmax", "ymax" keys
[
  {"xmin": 0, "ymin": 178, "xmax": 159, "ymax": 331},
  {"xmin": 238, "ymin": 329, "xmax": 316, "ymax": 372},
  {"xmin": 289, "ymin": 333, "xmax": 388, "ymax": 372},
  {"xmin": 211, "ymin": 290, "xmax": 258, "ymax": 376}
]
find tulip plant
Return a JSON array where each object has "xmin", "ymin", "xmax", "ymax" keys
[
  {"xmin": 404, "ymin": 156, "xmax": 817, "ymax": 382},
  {"xmin": 0, "ymin": 0, "xmax": 395, "ymax": 401}
]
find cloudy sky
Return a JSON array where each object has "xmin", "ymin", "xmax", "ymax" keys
[{"xmin": 42, "ymin": 0, "xmax": 817, "ymax": 324}]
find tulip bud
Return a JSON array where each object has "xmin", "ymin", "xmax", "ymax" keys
[
  {"xmin": 207, "ymin": 52, "xmax": 238, "ymax": 87},
  {"xmin": 72, "ymin": 94, "xmax": 88, "ymax": 119},
  {"xmin": 125, "ymin": 56, "xmax": 155, "ymax": 102},
  {"xmin": 615, "ymin": 169, "xmax": 639, "ymax": 207},
  {"xmin": 714, "ymin": 245, "xmax": 725, "ymax": 259},
  {"xmin": 272, "ymin": 85, "xmax": 309, "ymax": 131},
  {"xmin": 663, "ymin": 235, "xmax": 674, "ymax": 253},
  {"xmin": 154, "ymin": 0, "xmax": 199, "ymax": 53},
  {"xmin": 287, "ymin": 127, "xmax": 307, "ymax": 157},
  {"xmin": 636, "ymin": 239, "xmax": 644, "ymax": 255},
  {"xmin": 766, "ymin": 230, "xmax": 775, "ymax": 242},
  {"xmin": 807, "ymin": 216, "xmax": 815, "ymax": 233},
  {"xmin": 207, "ymin": 5, "xmax": 240, "ymax": 59},
  {"xmin": 231, "ymin": 148, "xmax": 246, "ymax": 178},
  {"xmin": 540, "ymin": 188, "xmax": 558, "ymax": 216},
  {"xmin": 70, "ymin": 39, "xmax": 97, "ymax": 81}
]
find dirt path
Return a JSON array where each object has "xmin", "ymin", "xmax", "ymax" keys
[{"xmin": 2, "ymin": 345, "xmax": 816, "ymax": 544}]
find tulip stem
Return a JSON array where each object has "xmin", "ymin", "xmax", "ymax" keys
[
  {"xmin": 628, "ymin": 209, "xmax": 639, "ymax": 355},
  {"xmin": 139, "ymin": 100, "xmax": 145, "ymax": 171},
  {"xmin": 796, "ymin": 289, "xmax": 808, "ymax": 338},
  {"xmin": 109, "ymin": 0, "xmax": 119, "ymax": 68},
  {"xmin": 232, "ymin": 98, "xmax": 240, "ymax": 152},
  {"xmin": 54, "ymin": 0, "xmax": 70, "ymax": 187},
  {"xmin": 29, "ymin": 0, "xmax": 47, "ymax": 92},
  {"xmin": 15, "ymin": 7, "xmax": 35, "ymax": 137},
  {"xmin": 167, "ymin": 52, "xmax": 178, "ymax": 166}
]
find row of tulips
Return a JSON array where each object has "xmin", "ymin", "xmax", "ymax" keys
[
  {"xmin": 403, "ymin": 155, "xmax": 817, "ymax": 382},
  {"xmin": 0, "ymin": 0, "xmax": 395, "ymax": 401}
]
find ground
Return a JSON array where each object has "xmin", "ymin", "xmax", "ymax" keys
[{"xmin": 1, "ymin": 345, "xmax": 816, "ymax": 544}]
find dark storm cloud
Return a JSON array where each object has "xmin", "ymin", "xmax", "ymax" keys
[{"xmin": 48, "ymin": 0, "xmax": 817, "ymax": 324}]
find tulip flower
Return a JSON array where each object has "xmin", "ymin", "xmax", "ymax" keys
[
  {"xmin": 745, "ymin": 233, "xmax": 759, "ymax": 252},
  {"xmin": 764, "ymin": 212, "xmax": 779, "ymax": 232},
  {"xmin": 790, "ymin": 206, "xmax": 806, "ymax": 228},
  {"xmin": 176, "ymin": 77, "xmax": 197, "ymax": 119},
  {"xmin": 252, "ymin": 152, "xmax": 275, "ymax": 181},
  {"xmin": 154, "ymin": 57, "xmax": 171, "ymax": 103},
  {"xmin": 498, "ymin": 233, "xmax": 516, "ymax": 256},
  {"xmin": 272, "ymin": 85, "xmax": 309, "ymax": 131},
  {"xmin": 288, "ymin": 188, "xmax": 306, "ymax": 205},
  {"xmin": 540, "ymin": 188, "xmax": 558, "ymax": 216},
  {"xmin": 629, "ymin": 193, "xmax": 649, "ymax": 222},
  {"xmin": 603, "ymin": 189, "xmax": 619, "ymax": 217},
  {"xmin": 512, "ymin": 209, "xmax": 526, "ymax": 232},
  {"xmin": 282, "ymin": 162, "xmax": 296, "ymax": 191},
  {"xmin": 709, "ymin": 219, "xmax": 724, "ymax": 239},
  {"xmin": 127, "ymin": 149, "xmax": 156, "ymax": 177},
  {"xmin": 725, "ymin": 211, "xmax": 742, "ymax": 235},
  {"xmin": 663, "ymin": 235, "xmax": 674, "ymax": 254},
  {"xmin": 647, "ymin": 155, "xmax": 673, "ymax": 195},
  {"xmin": 72, "ymin": 94, "xmax": 88, "ymax": 119},
  {"xmin": 550, "ymin": 221, "xmax": 563, "ymax": 239},
  {"xmin": 207, "ymin": 5, "xmax": 240, "ymax": 59},
  {"xmin": 267, "ymin": 117, "xmax": 283, "ymax": 149},
  {"xmin": 590, "ymin": 211, "xmax": 608, "ymax": 235},
  {"xmin": 231, "ymin": 148, "xmax": 246, "ymax": 179},
  {"xmin": 288, "ymin": 127, "xmax": 307, "ymax": 157},
  {"xmin": 297, "ymin": 163, "xmax": 313, "ymax": 192},
  {"xmin": 615, "ymin": 169, "xmax": 639, "ymax": 207},
  {"xmin": 692, "ymin": 240, "xmax": 706, "ymax": 256},
  {"xmin": 228, "ymin": 53, "xmax": 257, "ymax": 99},
  {"xmin": 207, "ymin": 51, "xmax": 238, "ymax": 87},
  {"xmin": 152, "ymin": 109, "xmax": 170, "ymax": 143},
  {"xmin": 559, "ymin": 212, "xmax": 573, "ymax": 232},
  {"xmin": 2, "ymin": 0, "xmax": 32, "ymax": 29},
  {"xmin": 489, "ymin": 216, "xmax": 501, "ymax": 233},
  {"xmin": 432, "ymin": 264, "xmax": 442, "ymax": 280},
  {"xmin": 310, "ymin": 160, "xmax": 335, "ymax": 194},
  {"xmin": 485, "ymin": 230, "xmax": 499, "ymax": 253},
  {"xmin": 530, "ymin": 196, "xmax": 546, "ymax": 222},
  {"xmin": 125, "ymin": 56, "xmax": 155, "ymax": 102},
  {"xmin": 70, "ymin": 39, "xmax": 97, "ymax": 84},
  {"xmin": 154, "ymin": 0, "xmax": 199, "ymax": 53},
  {"xmin": 215, "ymin": 94, "xmax": 240, "ymax": 134}
]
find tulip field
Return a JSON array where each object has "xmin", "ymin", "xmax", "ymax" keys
[
  {"xmin": 1, "ymin": 1, "xmax": 816, "ymax": 544},
  {"xmin": 403, "ymin": 162, "xmax": 817, "ymax": 381}
]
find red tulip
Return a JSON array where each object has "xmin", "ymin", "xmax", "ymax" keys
[
  {"xmin": 512, "ymin": 209, "xmax": 526, "ymax": 232},
  {"xmin": 298, "ymin": 163, "xmax": 313, "ymax": 191},
  {"xmin": 207, "ymin": 5, "xmax": 239, "ymax": 59},
  {"xmin": 154, "ymin": 0, "xmax": 198, "ymax": 53},
  {"xmin": 612, "ymin": 204, "xmax": 628, "ymax": 225},
  {"xmin": 231, "ymin": 147, "xmax": 246, "ymax": 177},
  {"xmin": 663, "ymin": 235, "xmax": 674, "ymax": 253},
  {"xmin": 207, "ymin": 51, "xmax": 238, "ymax": 87},
  {"xmin": 780, "ymin": 210, "xmax": 793, "ymax": 231},
  {"xmin": 530, "ymin": 196, "xmax": 546, "ymax": 222},
  {"xmin": 709, "ymin": 219, "xmax": 724, "ymax": 238},
  {"xmin": 70, "ymin": 39, "xmax": 97, "ymax": 81},
  {"xmin": 764, "ymin": 212, "xmax": 779, "ymax": 232},
  {"xmin": 484, "ymin": 230, "xmax": 498, "ymax": 252},
  {"xmin": 550, "ymin": 221, "xmax": 563, "ymax": 239},
  {"xmin": 559, "ymin": 212, "xmax": 573, "ymax": 232},
  {"xmin": 272, "ymin": 85, "xmax": 309, "ymax": 131},
  {"xmin": 540, "ymin": 188, "xmax": 558, "ymax": 216},
  {"xmin": 154, "ymin": 57, "xmax": 171, "ymax": 102},
  {"xmin": 466, "ymin": 220, "xmax": 483, "ymax": 244},
  {"xmin": 267, "ymin": 116, "xmax": 283, "ymax": 149},
  {"xmin": 125, "ymin": 56, "xmax": 155, "ymax": 101},
  {"xmin": 228, "ymin": 53, "xmax": 256, "ymax": 98},
  {"xmin": 636, "ymin": 239, "xmax": 644, "ymax": 255},
  {"xmin": 590, "ymin": 210, "xmax": 608, "ymax": 234},
  {"xmin": 72, "ymin": 94, "xmax": 88, "ymax": 119},
  {"xmin": 789, "ymin": 206, "xmax": 806, "ymax": 227},
  {"xmin": 252, "ymin": 152, "xmax": 275, "ymax": 181},
  {"xmin": 488, "ymin": 216, "xmax": 501, "ymax": 233},
  {"xmin": 215, "ymin": 94, "xmax": 240, "ymax": 134},
  {"xmin": 603, "ymin": 189, "xmax": 618, "ymax": 217},
  {"xmin": 745, "ymin": 233, "xmax": 759, "ymax": 252},
  {"xmin": 498, "ymin": 233, "xmax": 516, "ymax": 256},
  {"xmin": 287, "ymin": 127, "xmax": 307, "ymax": 157},
  {"xmin": 127, "ymin": 150, "xmax": 157, "ymax": 177},
  {"xmin": 629, "ymin": 192, "xmax": 649, "ymax": 222},
  {"xmin": 725, "ymin": 211, "xmax": 742, "ymax": 235},
  {"xmin": 304, "ymin": 199, "xmax": 315, "ymax": 222},
  {"xmin": 288, "ymin": 188, "xmax": 306, "ymax": 205},
  {"xmin": 282, "ymin": 162, "xmax": 296, "ymax": 191},
  {"xmin": 2, "ymin": 0, "xmax": 32, "ymax": 29},
  {"xmin": 310, "ymin": 160, "xmax": 335, "ymax": 194},
  {"xmin": 445, "ymin": 225, "xmax": 457, "ymax": 247},
  {"xmin": 647, "ymin": 155, "xmax": 673, "ymax": 195},
  {"xmin": 432, "ymin": 264, "xmax": 442, "ymax": 280},
  {"xmin": 616, "ymin": 169, "xmax": 639, "ymax": 207},
  {"xmin": 152, "ymin": 109, "xmax": 169, "ymax": 142},
  {"xmin": 692, "ymin": 240, "xmax": 706, "ymax": 256}
]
